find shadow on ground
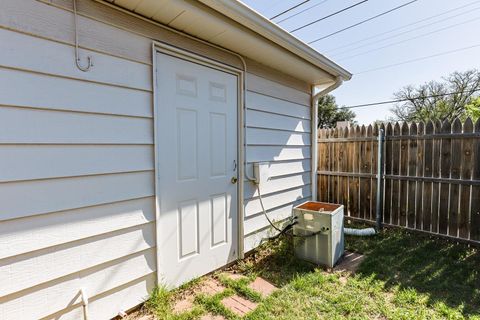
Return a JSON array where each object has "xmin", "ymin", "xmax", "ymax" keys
[
  {"xmin": 232, "ymin": 237, "xmax": 315, "ymax": 287},
  {"xmin": 235, "ymin": 226, "xmax": 480, "ymax": 318},
  {"xmin": 347, "ymin": 227, "xmax": 480, "ymax": 317}
]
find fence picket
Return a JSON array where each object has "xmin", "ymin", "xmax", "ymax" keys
[
  {"xmin": 330, "ymin": 129, "xmax": 335, "ymax": 203},
  {"xmin": 318, "ymin": 129, "xmax": 327, "ymax": 202},
  {"xmin": 471, "ymin": 119, "xmax": 480, "ymax": 241},
  {"xmin": 439, "ymin": 120, "xmax": 452, "ymax": 235},
  {"xmin": 371, "ymin": 124, "xmax": 379, "ymax": 221},
  {"xmin": 327, "ymin": 129, "xmax": 334, "ymax": 203},
  {"xmin": 431, "ymin": 120, "xmax": 442, "ymax": 233},
  {"xmin": 423, "ymin": 121, "xmax": 434, "ymax": 231},
  {"xmin": 449, "ymin": 118, "xmax": 462, "ymax": 237},
  {"xmin": 334, "ymin": 128, "xmax": 341, "ymax": 204},
  {"xmin": 384, "ymin": 123, "xmax": 393, "ymax": 224},
  {"xmin": 345, "ymin": 127, "xmax": 355, "ymax": 216},
  {"xmin": 337, "ymin": 128, "xmax": 345, "ymax": 207},
  {"xmin": 392, "ymin": 123, "xmax": 401, "ymax": 226},
  {"xmin": 359, "ymin": 125, "xmax": 368, "ymax": 219},
  {"xmin": 459, "ymin": 118, "xmax": 473, "ymax": 239},
  {"xmin": 407, "ymin": 123, "xmax": 418, "ymax": 228},
  {"xmin": 350, "ymin": 126, "xmax": 361, "ymax": 217},
  {"xmin": 341, "ymin": 128, "xmax": 349, "ymax": 211},
  {"xmin": 365, "ymin": 125, "xmax": 373, "ymax": 220},
  {"xmin": 416, "ymin": 122, "xmax": 425, "ymax": 230},
  {"xmin": 399, "ymin": 122, "xmax": 409, "ymax": 227},
  {"xmin": 334, "ymin": 128, "xmax": 341, "ymax": 205}
]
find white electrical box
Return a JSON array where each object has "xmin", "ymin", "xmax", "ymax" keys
[
  {"xmin": 293, "ymin": 201, "xmax": 344, "ymax": 268},
  {"xmin": 253, "ymin": 162, "xmax": 270, "ymax": 185}
]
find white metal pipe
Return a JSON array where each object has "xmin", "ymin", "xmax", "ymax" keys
[
  {"xmin": 311, "ymin": 76, "xmax": 344, "ymax": 200},
  {"xmin": 309, "ymin": 77, "xmax": 377, "ymax": 238}
]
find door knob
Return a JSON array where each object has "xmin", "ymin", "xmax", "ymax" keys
[{"xmin": 231, "ymin": 177, "xmax": 238, "ymax": 184}]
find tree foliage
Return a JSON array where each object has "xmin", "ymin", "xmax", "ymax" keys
[
  {"xmin": 391, "ymin": 70, "xmax": 480, "ymax": 122},
  {"xmin": 465, "ymin": 97, "xmax": 480, "ymax": 122},
  {"xmin": 317, "ymin": 94, "xmax": 356, "ymax": 129}
]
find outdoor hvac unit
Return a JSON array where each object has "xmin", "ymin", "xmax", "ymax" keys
[{"xmin": 293, "ymin": 202, "xmax": 344, "ymax": 268}]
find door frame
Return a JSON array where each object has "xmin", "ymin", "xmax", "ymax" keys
[{"xmin": 151, "ymin": 41, "xmax": 245, "ymax": 285}]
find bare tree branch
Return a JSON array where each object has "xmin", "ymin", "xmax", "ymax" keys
[{"xmin": 390, "ymin": 69, "xmax": 480, "ymax": 122}]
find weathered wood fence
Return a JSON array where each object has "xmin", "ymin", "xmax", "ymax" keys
[{"xmin": 317, "ymin": 118, "xmax": 480, "ymax": 243}]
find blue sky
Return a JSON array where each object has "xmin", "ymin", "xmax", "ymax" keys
[{"xmin": 241, "ymin": 0, "xmax": 480, "ymax": 124}]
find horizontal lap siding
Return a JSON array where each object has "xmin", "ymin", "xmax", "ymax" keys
[
  {"xmin": 0, "ymin": 145, "xmax": 154, "ymax": 182},
  {"xmin": 0, "ymin": 0, "xmax": 313, "ymax": 318},
  {"xmin": 0, "ymin": 27, "xmax": 151, "ymax": 91},
  {"xmin": 42, "ymin": 273, "xmax": 157, "ymax": 320},
  {"xmin": 246, "ymin": 128, "xmax": 311, "ymax": 146},
  {"xmin": 0, "ymin": 223, "xmax": 155, "ymax": 297},
  {"xmin": 0, "ymin": 106, "xmax": 153, "ymax": 144},
  {"xmin": 0, "ymin": 197, "xmax": 155, "ymax": 259},
  {"xmin": 0, "ymin": 250, "xmax": 156, "ymax": 320},
  {"xmin": 0, "ymin": 1, "xmax": 156, "ymax": 319},
  {"xmin": 0, "ymin": 67, "xmax": 152, "ymax": 117},
  {"xmin": 244, "ymin": 77, "xmax": 312, "ymax": 252},
  {"xmin": 0, "ymin": 172, "xmax": 155, "ymax": 221}
]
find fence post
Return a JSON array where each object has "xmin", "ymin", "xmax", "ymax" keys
[{"xmin": 376, "ymin": 129, "xmax": 385, "ymax": 230}]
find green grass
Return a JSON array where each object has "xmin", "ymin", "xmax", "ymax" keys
[
  {"xmin": 243, "ymin": 227, "xmax": 480, "ymax": 320},
  {"xmin": 217, "ymin": 273, "xmax": 263, "ymax": 302},
  {"xmin": 195, "ymin": 288, "xmax": 239, "ymax": 320},
  {"xmin": 144, "ymin": 227, "xmax": 480, "ymax": 319},
  {"xmin": 143, "ymin": 284, "xmax": 205, "ymax": 320}
]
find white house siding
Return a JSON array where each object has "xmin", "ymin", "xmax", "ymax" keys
[
  {"xmin": 0, "ymin": 0, "xmax": 312, "ymax": 319},
  {"xmin": 243, "ymin": 76, "xmax": 312, "ymax": 252}
]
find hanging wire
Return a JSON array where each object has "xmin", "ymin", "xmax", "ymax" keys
[
  {"xmin": 325, "ymin": 0, "xmax": 480, "ymax": 54},
  {"xmin": 308, "ymin": 0, "xmax": 418, "ymax": 44},
  {"xmin": 276, "ymin": 0, "xmax": 330, "ymax": 24},
  {"xmin": 342, "ymin": 88, "xmax": 480, "ymax": 109},
  {"xmin": 354, "ymin": 43, "xmax": 480, "ymax": 75},
  {"xmin": 335, "ymin": 16, "xmax": 480, "ymax": 61},
  {"xmin": 270, "ymin": 0, "xmax": 310, "ymax": 20},
  {"xmin": 290, "ymin": 0, "xmax": 368, "ymax": 33}
]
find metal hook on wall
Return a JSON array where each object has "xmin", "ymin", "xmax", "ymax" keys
[{"xmin": 73, "ymin": 0, "xmax": 93, "ymax": 72}]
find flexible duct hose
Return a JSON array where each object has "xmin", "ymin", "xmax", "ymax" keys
[{"xmin": 344, "ymin": 227, "xmax": 376, "ymax": 236}]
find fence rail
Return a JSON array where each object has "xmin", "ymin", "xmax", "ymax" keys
[{"xmin": 317, "ymin": 118, "xmax": 480, "ymax": 243}]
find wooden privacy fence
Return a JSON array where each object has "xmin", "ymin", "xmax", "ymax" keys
[{"xmin": 317, "ymin": 118, "xmax": 480, "ymax": 243}]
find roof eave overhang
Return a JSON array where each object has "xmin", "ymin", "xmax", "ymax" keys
[
  {"xmin": 96, "ymin": 0, "xmax": 352, "ymax": 85},
  {"xmin": 199, "ymin": 0, "xmax": 352, "ymax": 81}
]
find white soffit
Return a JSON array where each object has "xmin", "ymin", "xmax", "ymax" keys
[{"xmin": 102, "ymin": 0, "xmax": 352, "ymax": 85}]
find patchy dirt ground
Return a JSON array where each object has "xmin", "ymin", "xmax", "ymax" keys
[{"xmin": 124, "ymin": 271, "xmax": 278, "ymax": 320}]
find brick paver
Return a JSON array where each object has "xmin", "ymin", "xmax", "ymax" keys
[
  {"xmin": 221, "ymin": 294, "xmax": 258, "ymax": 316},
  {"xmin": 173, "ymin": 278, "xmax": 226, "ymax": 314},
  {"xmin": 198, "ymin": 278, "xmax": 225, "ymax": 295},
  {"xmin": 248, "ymin": 277, "xmax": 277, "ymax": 297},
  {"xmin": 144, "ymin": 274, "xmax": 280, "ymax": 318}
]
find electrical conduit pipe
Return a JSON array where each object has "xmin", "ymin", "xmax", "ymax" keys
[
  {"xmin": 312, "ymin": 77, "xmax": 377, "ymax": 237},
  {"xmin": 311, "ymin": 76, "xmax": 343, "ymax": 201}
]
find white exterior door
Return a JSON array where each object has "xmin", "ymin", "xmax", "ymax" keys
[{"xmin": 155, "ymin": 52, "xmax": 239, "ymax": 287}]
